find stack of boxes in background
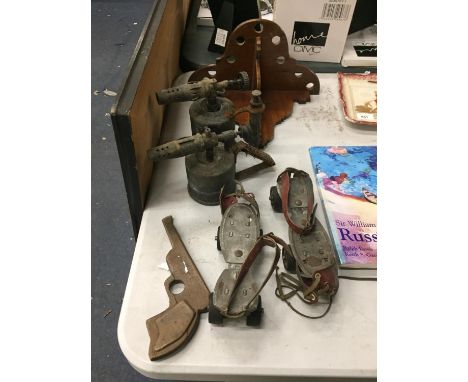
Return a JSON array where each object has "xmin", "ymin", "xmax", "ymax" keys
[
  {"xmin": 198, "ymin": 0, "xmax": 377, "ymax": 66},
  {"xmin": 341, "ymin": 24, "xmax": 377, "ymax": 67},
  {"xmin": 274, "ymin": 0, "xmax": 358, "ymax": 63}
]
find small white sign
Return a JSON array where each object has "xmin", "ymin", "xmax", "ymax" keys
[
  {"xmin": 356, "ymin": 112, "xmax": 376, "ymax": 122},
  {"xmin": 214, "ymin": 28, "xmax": 228, "ymax": 47}
]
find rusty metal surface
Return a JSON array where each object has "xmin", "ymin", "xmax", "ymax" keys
[
  {"xmin": 156, "ymin": 72, "xmax": 249, "ymax": 105},
  {"xmin": 219, "ymin": 203, "xmax": 260, "ymax": 264},
  {"xmin": 270, "ymin": 168, "xmax": 339, "ymax": 304},
  {"xmin": 149, "ymin": 75, "xmax": 275, "ymax": 205},
  {"xmin": 189, "ymin": 96, "xmax": 236, "ymax": 135},
  {"xmin": 212, "ymin": 234, "xmax": 280, "ymax": 322},
  {"xmin": 156, "ymin": 72, "xmax": 249, "ymax": 138},
  {"xmin": 211, "ymin": 188, "xmax": 283, "ymax": 324},
  {"xmin": 186, "ymin": 146, "xmax": 237, "ymax": 205},
  {"xmin": 146, "ymin": 216, "xmax": 209, "ymax": 360},
  {"xmin": 147, "ymin": 129, "xmax": 274, "ymax": 205},
  {"xmin": 213, "ymin": 265, "xmax": 260, "ymax": 317},
  {"xmin": 213, "ymin": 188, "xmax": 263, "ymax": 320},
  {"xmin": 277, "ymin": 168, "xmax": 315, "ymax": 235},
  {"xmin": 189, "ymin": 19, "xmax": 320, "ymax": 146},
  {"xmin": 287, "ymin": 174, "xmax": 312, "ymax": 228},
  {"xmin": 289, "ymin": 222, "xmax": 335, "ymax": 273},
  {"xmin": 232, "ymin": 140, "xmax": 275, "ymax": 181},
  {"xmin": 147, "ymin": 129, "xmax": 236, "ymax": 161}
]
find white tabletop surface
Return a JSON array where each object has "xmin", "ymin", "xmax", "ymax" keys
[{"xmin": 118, "ymin": 73, "xmax": 377, "ymax": 381}]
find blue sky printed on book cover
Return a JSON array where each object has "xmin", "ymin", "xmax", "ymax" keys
[{"xmin": 309, "ymin": 146, "xmax": 377, "ymax": 266}]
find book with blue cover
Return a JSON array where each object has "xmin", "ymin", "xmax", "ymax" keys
[{"xmin": 309, "ymin": 146, "xmax": 377, "ymax": 274}]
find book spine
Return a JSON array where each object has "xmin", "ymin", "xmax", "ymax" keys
[{"xmin": 309, "ymin": 151, "xmax": 346, "ymax": 265}]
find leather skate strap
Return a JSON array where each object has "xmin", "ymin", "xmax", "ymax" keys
[
  {"xmin": 224, "ymin": 233, "xmax": 283, "ymax": 318},
  {"xmin": 219, "ymin": 181, "xmax": 259, "ymax": 216},
  {"xmin": 277, "ymin": 168, "xmax": 316, "ymax": 235},
  {"xmin": 274, "ymin": 267, "xmax": 333, "ymax": 319}
]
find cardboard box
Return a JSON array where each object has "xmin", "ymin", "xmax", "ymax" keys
[
  {"xmin": 341, "ymin": 24, "xmax": 377, "ymax": 67},
  {"xmin": 274, "ymin": 0, "xmax": 357, "ymax": 63}
]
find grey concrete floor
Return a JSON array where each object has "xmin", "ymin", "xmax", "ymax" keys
[{"xmin": 91, "ymin": 0, "xmax": 156, "ymax": 381}]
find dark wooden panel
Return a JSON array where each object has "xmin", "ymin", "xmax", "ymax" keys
[{"xmin": 111, "ymin": 0, "xmax": 191, "ymax": 237}]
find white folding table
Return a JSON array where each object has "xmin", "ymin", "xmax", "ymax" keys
[{"xmin": 118, "ymin": 73, "xmax": 377, "ymax": 381}]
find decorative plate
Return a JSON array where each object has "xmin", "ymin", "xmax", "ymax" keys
[{"xmin": 338, "ymin": 72, "xmax": 377, "ymax": 126}]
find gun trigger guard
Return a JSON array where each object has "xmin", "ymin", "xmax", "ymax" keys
[{"xmin": 163, "ymin": 275, "xmax": 178, "ymax": 306}]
